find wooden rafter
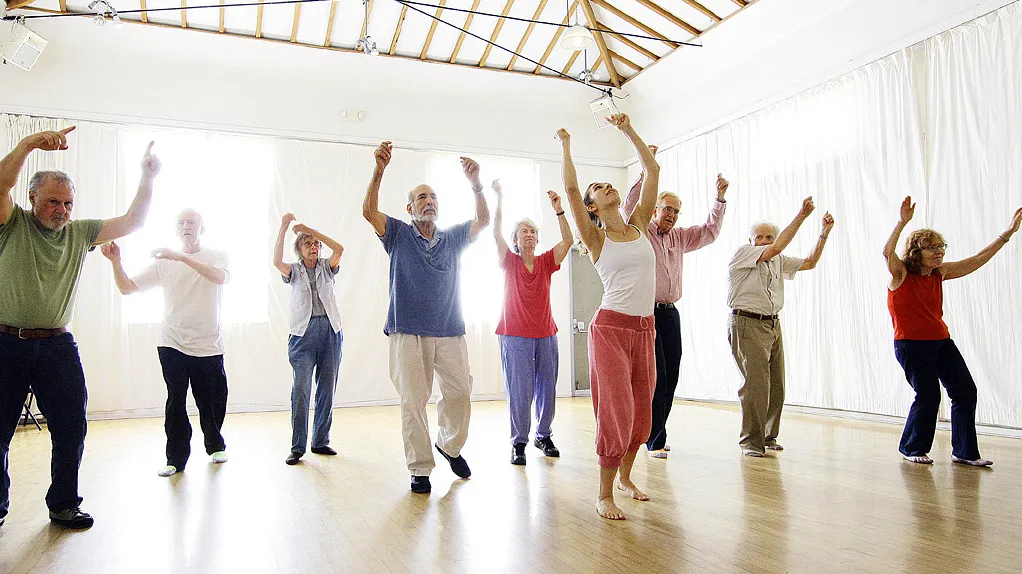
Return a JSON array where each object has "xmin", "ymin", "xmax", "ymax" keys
[
  {"xmin": 533, "ymin": 0, "xmax": 578, "ymax": 74},
  {"xmin": 180, "ymin": 0, "xmax": 187, "ymax": 28},
  {"xmin": 560, "ymin": 50, "xmax": 581, "ymax": 76},
  {"xmin": 506, "ymin": 0, "xmax": 549, "ymax": 70},
  {"xmin": 608, "ymin": 49, "xmax": 640, "ymax": 72},
  {"xmin": 682, "ymin": 0, "xmax": 721, "ymax": 22},
  {"xmin": 633, "ymin": 0, "xmax": 698, "ymax": 36},
  {"xmin": 578, "ymin": 0, "xmax": 620, "ymax": 87},
  {"xmin": 255, "ymin": 0, "xmax": 264, "ymax": 37},
  {"xmin": 478, "ymin": 0, "xmax": 516, "ymax": 68},
  {"xmin": 590, "ymin": 0, "xmax": 678, "ymax": 48},
  {"xmin": 449, "ymin": 0, "xmax": 482, "ymax": 63},
  {"xmin": 389, "ymin": 4, "xmax": 408, "ymax": 55},
  {"xmin": 419, "ymin": 0, "xmax": 447, "ymax": 60},
  {"xmin": 290, "ymin": 3, "xmax": 301, "ymax": 42},
  {"xmin": 5, "ymin": 0, "xmax": 35, "ymax": 10},
  {"xmin": 323, "ymin": 0, "xmax": 338, "ymax": 46},
  {"xmin": 360, "ymin": 0, "xmax": 374, "ymax": 41},
  {"xmin": 139, "ymin": 0, "xmax": 147, "ymax": 22},
  {"xmin": 58, "ymin": 0, "xmax": 67, "ymax": 13},
  {"xmin": 598, "ymin": 24, "xmax": 658, "ymax": 61},
  {"xmin": 732, "ymin": 0, "xmax": 747, "ymax": 5}
]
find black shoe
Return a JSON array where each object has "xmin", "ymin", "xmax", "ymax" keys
[
  {"xmin": 410, "ymin": 476, "xmax": 432, "ymax": 494},
  {"xmin": 285, "ymin": 452, "xmax": 303, "ymax": 465},
  {"xmin": 511, "ymin": 443, "xmax": 526, "ymax": 466},
  {"xmin": 311, "ymin": 446, "xmax": 337, "ymax": 456},
  {"xmin": 534, "ymin": 437, "xmax": 560, "ymax": 457},
  {"xmin": 49, "ymin": 507, "xmax": 94, "ymax": 529},
  {"xmin": 435, "ymin": 443, "xmax": 472, "ymax": 478},
  {"xmin": 0, "ymin": 516, "xmax": 5, "ymax": 527}
]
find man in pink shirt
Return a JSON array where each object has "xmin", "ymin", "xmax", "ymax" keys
[{"xmin": 624, "ymin": 155, "xmax": 728, "ymax": 458}]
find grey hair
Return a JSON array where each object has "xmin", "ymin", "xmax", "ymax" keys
[
  {"xmin": 510, "ymin": 218, "xmax": 538, "ymax": 254},
  {"xmin": 293, "ymin": 233, "xmax": 320, "ymax": 258},
  {"xmin": 749, "ymin": 221, "xmax": 780, "ymax": 239},
  {"xmin": 177, "ymin": 208, "xmax": 204, "ymax": 227},
  {"xmin": 28, "ymin": 170, "xmax": 75, "ymax": 194}
]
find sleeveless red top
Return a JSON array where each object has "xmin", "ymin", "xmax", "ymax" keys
[{"xmin": 887, "ymin": 272, "xmax": 951, "ymax": 341}]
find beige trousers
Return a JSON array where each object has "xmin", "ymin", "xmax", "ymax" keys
[
  {"xmin": 389, "ymin": 333, "xmax": 473, "ymax": 476},
  {"xmin": 728, "ymin": 314, "xmax": 785, "ymax": 453}
]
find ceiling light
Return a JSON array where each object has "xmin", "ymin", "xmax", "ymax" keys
[
  {"xmin": 0, "ymin": 18, "xmax": 48, "ymax": 71},
  {"xmin": 561, "ymin": 24, "xmax": 594, "ymax": 51},
  {"xmin": 577, "ymin": 67, "xmax": 599, "ymax": 85},
  {"xmin": 358, "ymin": 36, "xmax": 379, "ymax": 56},
  {"xmin": 87, "ymin": 0, "xmax": 122, "ymax": 29}
]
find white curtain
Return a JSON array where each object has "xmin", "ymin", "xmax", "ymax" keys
[
  {"xmin": 1, "ymin": 115, "xmax": 541, "ymax": 418},
  {"xmin": 638, "ymin": 2, "xmax": 1022, "ymax": 428}
]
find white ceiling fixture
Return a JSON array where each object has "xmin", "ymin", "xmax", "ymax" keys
[
  {"xmin": 1, "ymin": 17, "xmax": 47, "ymax": 71},
  {"xmin": 357, "ymin": 0, "xmax": 379, "ymax": 56},
  {"xmin": 559, "ymin": 0, "xmax": 594, "ymax": 51},
  {"xmin": 88, "ymin": 0, "xmax": 123, "ymax": 28}
]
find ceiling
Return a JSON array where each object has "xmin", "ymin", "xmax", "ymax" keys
[{"xmin": 7, "ymin": 0, "xmax": 756, "ymax": 87}]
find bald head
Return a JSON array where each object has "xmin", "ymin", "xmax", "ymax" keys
[
  {"xmin": 176, "ymin": 208, "xmax": 205, "ymax": 249},
  {"xmin": 407, "ymin": 184, "xmax": 439, "ymax": 222},
  {"xmin": 749, "ymin": 221, "xmax": 780, "ymax": 246}
]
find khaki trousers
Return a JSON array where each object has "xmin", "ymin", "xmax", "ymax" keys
[
  {"xmin": 728, "ymin": 314, "xmax": 785, "ymax": 453},
  {"xmin": 389, "ymin": 333, "xmax": 473, "ymax": 476}
]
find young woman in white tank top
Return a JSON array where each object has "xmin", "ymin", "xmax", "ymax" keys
[{"xmin": 556, "ymin": 114, "xmax": 660, "ymax": 521}]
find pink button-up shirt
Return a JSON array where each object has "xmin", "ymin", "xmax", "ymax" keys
[{"xmin": 623, "ymin": 179, "xmax": 726, "ymax": 304}]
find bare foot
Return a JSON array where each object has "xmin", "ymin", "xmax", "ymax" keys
[
  {"xmin": 596, "ymin": 496, "xmax": 626, "ymax": 520},
  {"xmin": 616, "ymin": 479, "xmax": 649, "ymax": 501}
]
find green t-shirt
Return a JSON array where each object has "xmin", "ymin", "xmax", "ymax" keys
[{"xmin": 0, "ymin": 204, "xmax": 104, "ymax": 329}]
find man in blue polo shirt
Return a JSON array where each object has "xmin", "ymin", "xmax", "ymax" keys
[{"xmin": 362, "ymin": 141, "xmax": 490, "ymax": 494}]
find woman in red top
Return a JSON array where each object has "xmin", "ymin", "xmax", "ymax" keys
[
  {"xmin": 492, "ymin": 180, "xmax": 574, "ymax": 466},
  {"xmin": 884, "ymin": 196, "xmax": 1021, "ymax": 466}
]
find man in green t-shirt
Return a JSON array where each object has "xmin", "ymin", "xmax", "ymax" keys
[{"xmin": 0, "ymin": 126, "xmax": 162, "ymax": 530}]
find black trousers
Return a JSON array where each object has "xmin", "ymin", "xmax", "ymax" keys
[
  {"xmin": 646, "ymin": 306, "xmax": 682, "ymax": 451},
  {"xmin": 157, "ymin": 347, "xmax": 228, "ymax": 469}
]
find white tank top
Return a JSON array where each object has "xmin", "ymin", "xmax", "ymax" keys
[{"xmin": 593, "ymin": 225, "xmax": 656, "ymax": 317}]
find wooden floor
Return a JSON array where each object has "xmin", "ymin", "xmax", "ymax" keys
[{"xmin": 2, "ymin": 398, "xmax": 1021, "ymax": 573}]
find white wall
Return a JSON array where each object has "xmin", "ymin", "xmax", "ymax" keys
[{"xmin": 0, "ymin": 17, "xmax": 628, "ymax": 166}]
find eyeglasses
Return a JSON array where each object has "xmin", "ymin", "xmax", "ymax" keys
[{"xmin": 920, "ymin": 243, "xmax": 948, "ymax": 253}]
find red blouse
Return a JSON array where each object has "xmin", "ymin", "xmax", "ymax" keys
[{"xmin": 888, "ymin": 272, "xmax": 951, "ymax": 341}]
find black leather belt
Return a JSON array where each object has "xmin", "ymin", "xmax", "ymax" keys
[
  {"xmin": 0, "ymin": 324, "xmax": 69, "ymax": 339},
  {"xmin": 654, "ymin": 302, "xmax": 676, "ymax": 310},
  {"xmin": 732, "ymin": 309, "xmax": 779, "ymax": 321}
]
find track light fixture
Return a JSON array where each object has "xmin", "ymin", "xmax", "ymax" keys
[
  {"xmin": 358, "ymin": 36, "xmax": 379, "ymax": 56},
  {"xmin": 88, "ymin": 0, "xmax": 123, "ymax": 28}
]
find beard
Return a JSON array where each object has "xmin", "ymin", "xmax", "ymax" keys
[{"xmin": 412, "ymin": 212, "xmax": 437, "ymax": 222}]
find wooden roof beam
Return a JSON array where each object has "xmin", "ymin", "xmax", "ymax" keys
[
  {"xmin": 732, "ymin": 0, "xmax": 747, "ymax": 6},
  {"xmin": 419, "ymin": 0, "xmax": 447, "ymax": 59},
  {"xmin": 589, "ymin": 0, "xmax": 678, "ymax": 48},
  {"xmin": 578, "ymin": 0, "xmax": 620, "ymax": 88},
  {"xmin": 506, "ymin": 0, "xmax": 549, "ymax": 70},
  {"xmin": 139, "ymin": 0, "xmax": 147, "ymax": 23},
  {"xmin": 560, "ymin": 50, "xmax": 581, "ymax": 76},
  {"xmin": 683, "ymin": 0, "xmax": 721, "ymax": 22},
  {"xmin": 449, "ymin": 0, "xmax": 482, "ymax": 63},
  {"xmin": 289, "ymin": 3, "xmax": 300, "ymax": 42},
  {"xmin": 323, "ymin": 0, "xmax": 338, "ymax": 46},
  {"xmin": 6, "ymin": 0, "xmax": 36, "ymax": 10},
  {"xmin": 255, "ymin": 0, "xmax": 264, "ymax": 38},
  {"xmin": 633, "ymin": 0, "xmax": 699, "ymax": 36},
  {"xmin": 389, "ymin": 4, "xmax": 408, "ymax": 55},
  {"xmin": 180, "ymin": 0, "xmax": 187, "ymax": 28},
  {"xmin": 533, "ymin": 0, "xmax": 578, "ymax": 74},
  {"xmin": 597, "ymin": 23, "xmax": 658, "ymax": 61},
  {"xmin": 608, "ymin": 49, "xmax": 640, "ymax": 72},
  {"xmin": 478, "ymin": 0, "xmax": 516, "ymax": 67}
]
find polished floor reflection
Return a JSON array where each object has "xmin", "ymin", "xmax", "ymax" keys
[{"xmin": 2, "ymin": 399, "xmax": 1020, "ymax": 573}]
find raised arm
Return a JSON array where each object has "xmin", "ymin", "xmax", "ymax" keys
[
  {"xmin": 491, "ymin": 179, "xmax": 510, "ymax": 265},
  {"xmin": 548, "ymin": 189, "xmax": 573, "ymax": 265},
  {"xmin": 607, "ymin": 115, "xmax": 659, "ymax": 231},
  {"xmin": 758, "ymin": 197, "xmax": 815, "ymax": 262},
  {"xmin": 799, "ymin": 212, "xmax": 835, "ymax": 270},
  {"xmin": 622, "ymin": 145, "xmax": 656, "ymax": 220},
  {"xmin": 294, "ymin": 223, "xmax": 345, "ymax": 270},
  {"xmin": 884, "ymin": 196, "xmax": 913, "ymax": 288},
  {"xmin": 940, "ymin": 207, "xmax": 1022, "ymax": 280},
  {"xmin": 556, "ymin": 128, "xmax": 602, "ymax": 256},
  {"xmin": 677, "ymin": 174, "xmax": 729, "ymax": 251},
  {"xmin": 462, "ymin": 157, "xmax": 490, "ymax": 240},
  {"xmin": 149, "ymin": 248, "xmax": 228, "ymax": 284},
  {"xmin": 1, "ymin": 126, "xmax": 76, "ymax": 225},
  {"xmin": 362, "ymin": 141, "xmax": 391, "ymax": 237},
  {"xmin": 273, "ymin": 213, "xmax": 295, "ymax": 277},
  {"xmin": 94, "ymin": 142, "xmax": 161, "ymax": 245},
  {"xmin": 99, "ymin": 241, "xmax": 140, "ymax": 295}
]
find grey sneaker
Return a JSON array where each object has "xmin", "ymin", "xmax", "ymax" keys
[{"xmin": 49, "ymin": 507, "xmax": 94, "ymax": 529}]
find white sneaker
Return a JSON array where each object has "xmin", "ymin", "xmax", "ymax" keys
[
  {"xmin": 158, "ymin": 465, "xmax": 179, "ymax": 477},
  {"xmin": 210, "ymin": 451, "xmax": 228, "ymax": 464}
]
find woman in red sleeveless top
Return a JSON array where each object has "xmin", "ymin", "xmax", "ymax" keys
[{"xmin": 884, "ymin": 196, "xmax": 1021, "ymax": 466}]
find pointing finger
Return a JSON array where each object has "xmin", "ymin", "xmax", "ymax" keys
[{"xmin": 145, "ymin": 141, "xmax": 155, "ymax": 156}]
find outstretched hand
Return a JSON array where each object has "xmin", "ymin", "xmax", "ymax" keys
[
  {"xmin": 607, "ymin": 113, "xmax": 631, "ymax": 131},
  {"xmin": 491, "ymin": 179, "xmax": 503, "ymax": 197},
  {"xmin": 822, "ymin": 212, "xmax": 835, "ymax": 234},
  {"xmin": 1008, "ymin": 207, "xmax": 1022, "ymax": 234},
  {"xmin": 100, "ymin": 241, "xmax": 121, "ymax": 261},
  {"xmin": 716, "ymin": 173, "xmax": 729, "ymax": 199},
  {"xmin": 547, "ymin": 190, "xmax": 563, "ymax": 213},
  {"xmin": 152, "ymin": 247, "xmax": 184, "ymax": 262},
  {"xmin": 140, "ymin": 141, "xmax": 161, "ymax": 179},
  {"xmin": 24, "ymin": 126, "xmax": 76, "ymax": 152},
  {"xmin": 460, "ymin": 156, "xmax": 481, "ymax": 186},
  {"xmin": 375, "ymin": 141, "xmax": 393, "ymax": 170},
  {"xmin": 555, "ymin": 128, "xmax": 570, "ymax": 144},
  {"xmin": 799, "ymin": 196, "xmax": 816, "ymax": 218},
  {"xmin": 281, "ymin": 212, "xmax": 296, "ymax": 229},
  {"xmin": 899, "ymin": 196, "xmax": 916, "ymax": 224},
  {"xmin": 293, "ymin": 223, "xmax": 313, "ymax": 235}
]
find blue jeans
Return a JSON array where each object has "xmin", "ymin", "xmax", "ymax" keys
[
  {"xmin": 895, "ymin": 339, "xmax": 980, "ymax": 460},
  {"xmin": 498, "ymin": 335, "xmax": 558, "ymax": 446},
  {"xmin": 0, "ymin": 332, "xmax": 88, "ymax": 518},
  {"xmin": 288, "ymin": 317, "xmax": 342, "ymax": 454}
]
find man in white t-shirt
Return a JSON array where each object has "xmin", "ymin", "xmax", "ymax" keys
[{"xmin": 100, "ymin": 209, "xmax": 230, "ymax": 477}]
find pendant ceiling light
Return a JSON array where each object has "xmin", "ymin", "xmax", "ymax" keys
[{"xmin": 559, "ymin": 1, "xmax": 594, "ymax": 51}]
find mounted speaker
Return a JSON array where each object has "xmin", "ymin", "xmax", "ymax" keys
[{"xmin": 1, "ymin": 22, "xmax": 48, "ymax": 71}]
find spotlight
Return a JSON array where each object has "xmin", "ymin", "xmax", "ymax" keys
[
  {"xmin": 577, "ymin": 68, "xmax": 599, "ymax": 84},
  {"xmin": 0, "ymin": 18, "xmax": 48, "ymax": 71},
  {"xmin": 88, "ymin": 0, "xmax": 122, "ymax": 29},
  {"xmin": 358, "ymin": 36, "xmax": 379, "ymax": 56}
]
